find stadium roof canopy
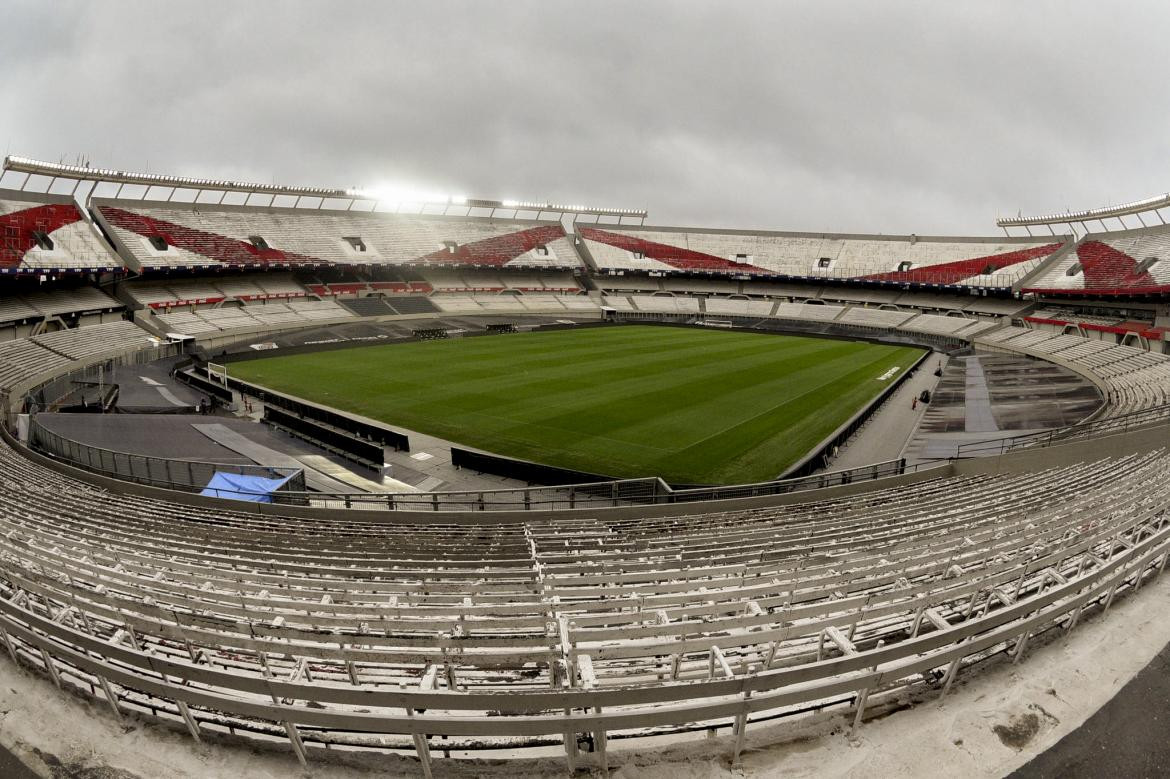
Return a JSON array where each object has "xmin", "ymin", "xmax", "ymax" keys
[
  {"xmin": 2, "ymin": 155, "xmax": 647, "ymax": 219},
  {"xmin": 998, "ymin": 190, "xmax": 1170, "ymax": 232}
]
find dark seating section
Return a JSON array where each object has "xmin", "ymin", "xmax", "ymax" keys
[
  {"xmin": 339, "ymin": 297, "xmax": 396, "ymax": 317},
  {"xmin": 385, "ymin": 295, "xmax": 438, "ymax": 315}
]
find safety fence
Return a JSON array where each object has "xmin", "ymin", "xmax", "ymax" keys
[
  {"xmin": 952, "ymin": 402, "xmax": 1170, "ymax": 457},
  {"xmin": 28, "ymin": 417, "xmax": 305, "ymax": 495},
  {"xmin": 28, "ymin": 396, "xmax": 1170, "ymax": 510}
]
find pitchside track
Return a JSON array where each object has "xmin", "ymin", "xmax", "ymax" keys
[{"xmin": 230, "ymin": 325, "xmax": 923, "ymax": 484}]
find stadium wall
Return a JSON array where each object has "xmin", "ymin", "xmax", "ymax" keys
[
  {"xmin": 449, "ymin": 446, "xmax": 619, "ymax": 486},
  {"xmin": 220, "ymin": 374, "xmax": 410, "ymax": 451},
  {"xmin": 10, "ymin": 418, "xmax": 1169, "ymax": 525}
]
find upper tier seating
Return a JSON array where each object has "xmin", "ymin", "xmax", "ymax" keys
[
  {"xmin": 93, "ymin": 200, "xmax": 584, "ymax": 271},
  {"xmin": 339, "ymin": 297, "xmax": 397, "ymax": 318},
  {"xmin": 605, "ymin": 278, "xmax": 1033, "ymax": 317},
  {"xmin": 0, "ymin": 189, "xmax": 124, "ymax": 272},
  {"xmin": 0, "ymin": 339, "xmax": 71, "ymax": 390},
  {"xmin": 581, "ymin": 225, "xmax": 1063, "ymax": 288},
  {"xmin": 836, "ymin": 306, "xmax": 916, "ymax": 328},
  {"xmin": 819, "ymin": 288, "xmax": 902, "ymax": 305},
  {"xmin": 900, "ymin": 313, "xmax": 996, "ymax": 337},
  {"xmin": 774, "ymin": 301, "xmax": 845, "ymax": 321},
  {"xmin": 29, "ymin": 320, "xmax": 151, "ymax": 360},
  {"xmin": 384, "ymin": 296, "xmax": 440, "ymax": 315},
  {"xmin": 703, "ymin": 297, "xmax": 779, "ymax": 318},
  {"xmin": 1023, "ymin": 225, "xmax": 1170, "ymax": 295},
  {"xmin": 629, "ymin": 294, "xmax": 701, "ymax": 314},
  {"xmin": 22, "ymin": 286, "xmax": 121, "ymax": 316},
  {"xmin": 961, "ymin": 297, "xmax": 1034, "ymax": 316},
  {"xmin": 337, "ymin": 295, "xmax": 441, "ymax": 318},
  {"xmin": 0, "ymin": 296, "xmax": 39, "ymax": 323}
]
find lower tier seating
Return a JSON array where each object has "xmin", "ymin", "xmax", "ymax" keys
[
  {"xmin": 0, "ymin": 433, "xmax": 1167, "ymax": 764},
  {"xmin": 0, "ymin": 321, "xmax": 153, "ymax": 392},
  {"xmin": 976, "ymin": 326, "xmax": 1170, "ymax": 416},
  {"xmin": 155, "ymin": 300, "xmax": 353, "ymax": 336}
]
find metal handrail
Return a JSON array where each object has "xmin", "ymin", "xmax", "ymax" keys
[
  {"xmin": 27, "ymin": 416, "xmax": 928, "ymax": 510},
  {"xmin": 29, "ymin": 400, "xmax": 1170, "ymax": 511},
  {"xmin": 951, "ymin": 403, "xmax": 1170, "ymax": 458},
  {"xmin": 28, "ymin": 418, "xmax": 305, "ymax": 494}
]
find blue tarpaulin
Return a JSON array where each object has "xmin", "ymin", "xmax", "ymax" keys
[{"xmin": 200, "ymin": 471, "xmax": 295, "ymax": 502}]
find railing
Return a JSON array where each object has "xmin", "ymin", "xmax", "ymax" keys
[
  {"xmin": 25, "ymin": 411, "xmax": 926, "ymax": 509},
  {"xmin": 951, "ymin": 403, "xmax": 1170, "ymax": 457},
  {"xmin": 3, "ymin": 340, "xmax": 183, "ymax": 423},
  {"xmin": 30, "ymin": 398, "xmax": 1170, "ymax": 511},
  {"xmin": 24, "ymin": 418, "xmax": 658, "ymax": 508},
  {"xmin": 265, "ymin": 458, "xmax": 926, "ymax": 511},
  {"xmin": 28, "ymin": 417, "xmax": 305, "ymax": 494}
]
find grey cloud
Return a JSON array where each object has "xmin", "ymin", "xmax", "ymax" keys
[{"xmin": 2, "ymin": 0, "xmax": 1168, "ymax": 235}]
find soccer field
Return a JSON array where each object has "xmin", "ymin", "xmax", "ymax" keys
[{"xmin": 229, "ymin": 325, "xmax": 924, "ymax": 484}]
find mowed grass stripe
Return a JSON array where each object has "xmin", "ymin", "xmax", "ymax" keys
[
  {"xmin": 580, "ymin": 341, "xmax": 878, "ymax": 447},
  {"xmin": 487, "ymin": 336, "xmax": 839, "ymax": 438},
  {"xmin": 672, "ymin": 346, "xmax": 916, "ymax": 483},
  {"xmin": 230, "ymin": 325, "xmax": 923, "ymax": 484}
]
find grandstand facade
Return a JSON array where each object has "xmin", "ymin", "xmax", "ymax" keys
[
  {"xmin": 3, "ymin": 155, "xmax": 1170, "ymax": 774},
  {"xmin": 579, "ymin": 224, "xmax": 1064, "ymax": 288}
]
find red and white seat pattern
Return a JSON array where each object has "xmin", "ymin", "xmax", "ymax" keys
[
  {"xmin": 124, "ymin": 273, "xmax": 311, "ymax": 309},
  {"xmin": 1022, "ymin": 226, "xmax": 1170, "ymax": 295},
  {"xmin": 0, "ymin": 190, "xmax": 124, "ymax": 273},
  {"xmin": 580, "ymin": 226, "xmax": 1062, "ymax": 288},
  {"xmin": 92, "ymin": 200, "xmax": 584, "ymax": 271}
]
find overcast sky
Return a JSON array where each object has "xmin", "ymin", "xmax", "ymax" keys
[{"xmin": 1, "ymin": 1, "xmax": 1167, "ymax": 235}]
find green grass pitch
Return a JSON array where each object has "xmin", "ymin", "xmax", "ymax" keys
[{"xmin": 230, "ymin": 325, "xmax": 924, "ymax": 485}]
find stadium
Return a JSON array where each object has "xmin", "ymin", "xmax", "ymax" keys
[
  {"xmin": 2, "ymin": 3, "xmax": 1170, "ymax": 771},
  {"xmin": 2, "ymin": 150, "xmax": 1170, "ymax": 777}
]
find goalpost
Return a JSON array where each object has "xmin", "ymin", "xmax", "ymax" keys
[{"xmin": 207, "ymin": 362, "xmax": 229, "ymax": 384}]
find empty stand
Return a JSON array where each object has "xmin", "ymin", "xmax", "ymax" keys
[
  {"xmin": 124, "ymin": 273, "xmax": 308, "ymax": 309},
  {"xmin": 582, "ymin": 225, "xmax": 1063, "ymax": 288},
  {"xmin": 0, "ymin": 273, "xmax": 1165, "ymax": 773},
  {"xmin": 0, "ymin": 320, "xmax": 153, "ymax": 395},
  {"xmin": 0, "ymin": 189, "xmax": 124, "ymax": 272},
  {"xmin": 1024, "ymin": 224, "xmax": 1170, "ymax": 295},
  {"xmin": 93, "ymin": 200, "xmax": 584, "ymax": 272},
  {"xmin": 154, "ymin": 300, "xmax": 353, "ymax": 336},
  {"xmin": 976, "ymin": 325, "xmax": 1170, "ymax": 416},
  {"xmin": 339, "ymin": 297, "xmax": 397, "ymax": 317},
  {"xmin": 0, "ymin": 428, "xmax": 1167, "ymax": 771}
]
